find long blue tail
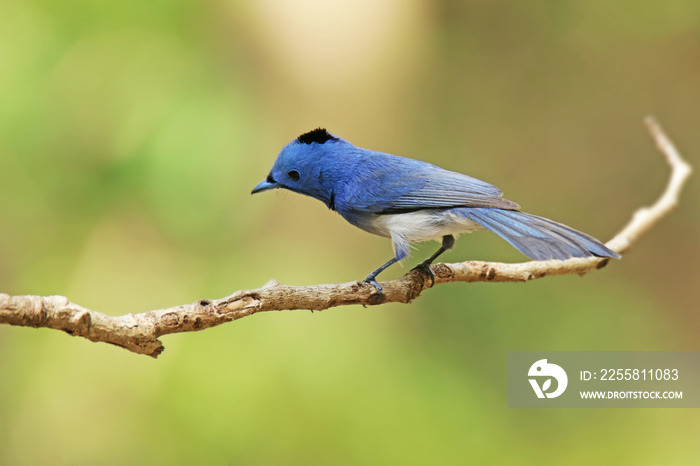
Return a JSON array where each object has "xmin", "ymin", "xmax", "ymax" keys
[{"xmin": 459, "ymin": 208, "xmax": 620, "ymax": 261}]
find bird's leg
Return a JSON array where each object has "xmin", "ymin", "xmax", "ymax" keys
[
  {"xmin": 363, "ymin": 257, "xmax": 399, "ymax": 300},
  {"xmin": 411, "ymin": 235, "xmax": 455, "ymax": 287}
]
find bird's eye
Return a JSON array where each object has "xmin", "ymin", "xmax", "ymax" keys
[{"xmin": 288, "ymin": 170, "xmax": 300, "ymax": 181}]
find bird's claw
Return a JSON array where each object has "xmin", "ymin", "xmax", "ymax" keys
[
  {"xmin": 362, "ymin": 277, "xmax": 384, "ymax": 302},
  {"xmin": 411, "ymin": 262, "xmax": 436, "ymax": 287}
]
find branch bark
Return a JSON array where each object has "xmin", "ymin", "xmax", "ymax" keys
[{"xmin": 0, "ymin": 118, "xmax": 693, "ymax": 357}]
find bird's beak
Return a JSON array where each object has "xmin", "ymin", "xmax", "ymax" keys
[{"xmin": 251, "ymin": 179, "xmax": 279, "ymax": 194}]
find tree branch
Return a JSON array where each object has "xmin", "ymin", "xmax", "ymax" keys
[{"xmin": 0, "ymin": 118, "xmax": 692, "ymax": 357}]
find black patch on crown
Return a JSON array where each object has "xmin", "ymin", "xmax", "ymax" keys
[{"xmin": 296, "ymin": 128, "xmax": 337, "ymax": 145}]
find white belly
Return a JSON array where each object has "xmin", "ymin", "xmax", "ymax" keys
[{"xmin": 368, "ymin": 210, "xmax": 485, "ymax": 243}]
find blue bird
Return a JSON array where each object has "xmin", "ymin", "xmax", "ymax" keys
[{"xmin": 252, "ymin": 128, "xmax": 620, "ymax": 297}]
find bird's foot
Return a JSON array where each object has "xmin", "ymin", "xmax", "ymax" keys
[
  {"xmin": 411, "ymin": 262, "xmax": 436, "ymax": 288},
  {"xmin": 362, "ymin": 276, "xmax": 384, "ymax": 303}
]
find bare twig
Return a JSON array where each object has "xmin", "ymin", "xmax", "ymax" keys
[{"xmin": 0, "ymin": 118, "xmax": 692, "ymax": 357}]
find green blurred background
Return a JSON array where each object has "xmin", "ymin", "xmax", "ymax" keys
[{"xmin": 1, "ymin": 1, "xmax": 699, "ymax": 464}]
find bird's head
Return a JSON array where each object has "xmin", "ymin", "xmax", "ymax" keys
[{"xmin": 252, "ymin": 128, "xmax": 345, "ymax": 208}]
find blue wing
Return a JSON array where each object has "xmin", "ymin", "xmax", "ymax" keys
[{"xmin": 339, "ymin": 150, "xmax": 520, "ymax": 214}]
